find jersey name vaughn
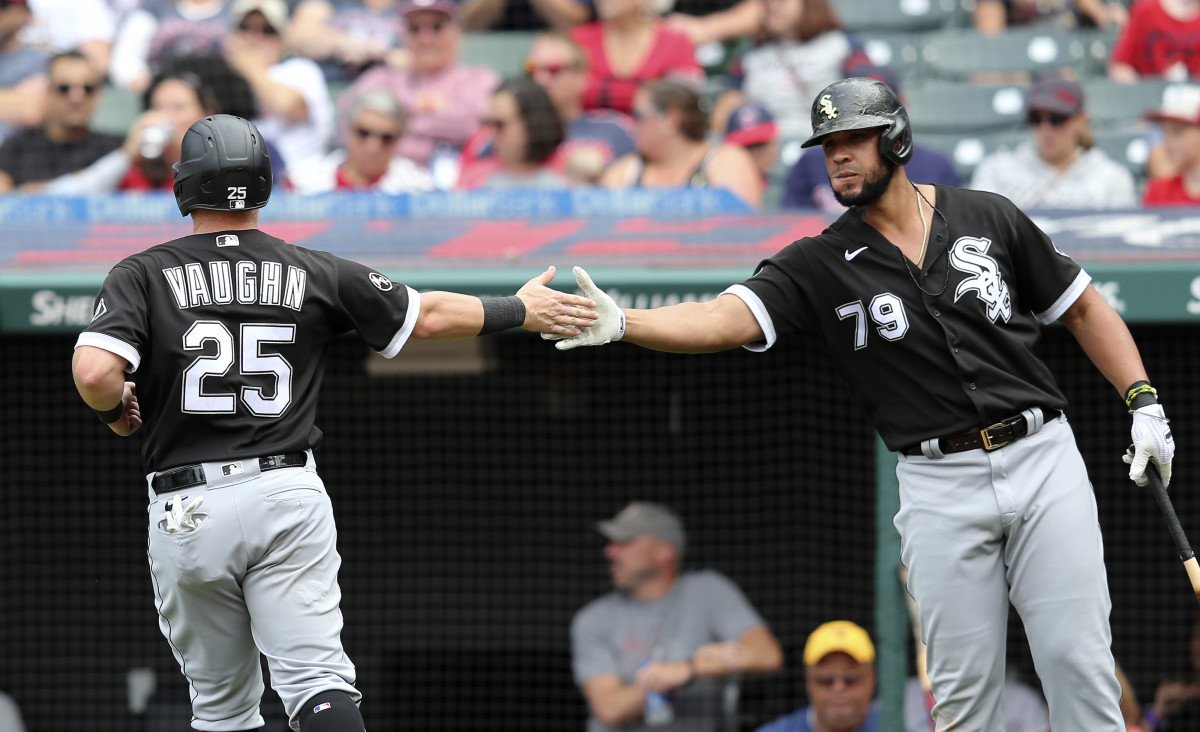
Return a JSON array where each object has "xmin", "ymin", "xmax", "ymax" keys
[
  {"xmin": 950, "ymin": 236, "xmax": 1011, "ymax": 324},
  {"xmin": 161, "ymin": 261, "xmax": 308, "ymax": 311}
]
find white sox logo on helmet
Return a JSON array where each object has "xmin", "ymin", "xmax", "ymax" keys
[
  {"xmin": 949, "ymin": 236, "xmax": 1011, "ymax": 324},
  {"xmin": 819, "ymin": 95, "xmax": 838, "ymax": 119}
]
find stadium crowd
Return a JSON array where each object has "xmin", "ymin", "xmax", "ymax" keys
[{"xmin": 0, "ymin": 0, "xmax": 1198, "ymax": 208}]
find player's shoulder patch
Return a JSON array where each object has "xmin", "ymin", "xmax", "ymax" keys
[
  {"xmin": 368, "ymin": 272, "xmax": 393, "ymax": 291},
  {"xmin": 91, "ymin": 297, "xmax": 108, "ymax": 322}
]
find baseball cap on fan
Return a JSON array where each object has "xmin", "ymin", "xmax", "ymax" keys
[
  {"xmin": 1146, "ymin": 84, "xmax": 1200, "ymax": 126},
  {"xmin": 400, "ymin": 0, "xmax": 460, "ymax": 18},
  {"xmin": 230, "ymin": 0, "xmax": 290, "ymax": 32},
  {"xmin": 1025, "ymin": 77, "xmax": 1084, "ymax": 116},
  {"xmin": 596, "ymin": 502, "xmax": 686, "ymax": 556},
  {"xmin": 725, "ymin": 103, "xmax": 778, "ymax": 148},
  {"xmin": 803, "ymin": 620, "xmax": 876, "ymax": 666}
]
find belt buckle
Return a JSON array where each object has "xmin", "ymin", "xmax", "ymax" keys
[{"xmin": 980, "ymin": 422, "xmax": 1010, "ymax": 451}]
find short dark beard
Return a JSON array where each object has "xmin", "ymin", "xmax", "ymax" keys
[{"xmin": 833, "ymin": 159, "xmax": 896, "ymax": 208}]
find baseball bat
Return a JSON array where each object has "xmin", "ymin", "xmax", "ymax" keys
[{"xmin": 1143, "ymin": 464, "xmax": 1200, "ymax": 606}]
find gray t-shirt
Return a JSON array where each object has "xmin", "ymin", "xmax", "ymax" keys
[
  {"xmin": 571, "ymin": 570, "xmax": 767, "ymax": 732},
  {"xmin": 968, "ymin": 142, "xmax": 1137, "ymax": 210}
]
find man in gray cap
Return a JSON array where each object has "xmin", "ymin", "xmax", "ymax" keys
[{"xmin": 570, "ymin": 502, "xmax": 783, "ymax": 732}]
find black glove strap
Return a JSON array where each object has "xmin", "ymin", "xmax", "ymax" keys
[{"xmin": 94, "ymin": 401, "xmax": 125, "ymax": 424}]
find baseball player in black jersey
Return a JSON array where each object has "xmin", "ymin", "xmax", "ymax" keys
[
  {"xmin": 71, "ymin": 115, "xmax": 597, "ymax": 732},
  {"xmin": 549, "ymin": 78, "xmax": 1177, "ymax": 731}
]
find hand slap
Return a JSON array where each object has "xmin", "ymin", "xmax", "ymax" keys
[
  {"xmin": 517, "ymin": 265, "xmax": 598, "ymax": 336},
  {"xmin": 542, "ymin": 266, "xmax": 626, "ymax": 350}
]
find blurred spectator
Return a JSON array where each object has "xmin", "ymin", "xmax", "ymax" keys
[
  {"xmin": 903, "ymin": 676, "xmax": 1049, "ymax": 732},
  {"xmin": 0, "ymin": 50, "xmax": 121, "ymax": 191},
  {"xmin": 110, "ymin": 0, "xmax": 235, "ymax": 92},
  {"xmin": 457, "ymin": 77, "xmax": 567, "ymax": 188},
  {"xmin": 288, "ymin": 88, "xmax": 434, "ymax": 192},
  {"xmin": 723, "ymin": 101, "xmax": 777, "ymax": 184},
  {"xmin": 0, "ymin": 691, "xmax": 25, "ymax": 732},
  {"xmin": 753, "ymin": 620, "xmax": 878, "ymax": 732},
  {"xmin": 712, "ymin": 0, "xmax": 862, "ymax": 141},
  {"xmin": 969, "ymin": 77, "xmax": 1136, "ymax": 209},
  {"xmin": 1145, "ymin": 612, "xmax": 1200, "ymax": 730},
  {"xmin": 286, "ymin": 0, "xmax": 410, "ymax": 82},
  {"xmin": 569, "ymin": 0, "xmax": 702, "ymax": 116},
  {"xmin": 41, "ymin": 68, "xmax": 221, "ymax": 193},
  {"xmin": 338, "ymin": 0, "xmax": 498, "ymax": 167},
  {"xmin": 460, "ymin": 0, "xmax": 590, "ymax": 32},
  {"xmin": 603, "ymin": 79, "xmax": 763, "ymax": 207},
  {"xmin": 224, "ymin": 0, "xmax": 333, "ymax": 174},
  {"xmin": 0, "ymin": 0, "xmax": 48, "ymax": 146},
  {"xmin": 19, "ymin": 0, "xmax": 116, "ymax": 76},
  {"xmin": 571, "ymin": 502, "xmax": 783, "ymax": 732},
  {"xmin": 1143, "ymin": 83, "xmax": 1200, "ymax": 207},
  {"xmin": 783, "ymin": 65, "xmax": 959, "ymax": 213},
  {"xmin": 1108, "ymin": 0, "xmax": 1200, "ymax": 83},
  {"xmin": 460, "ymin": 32, "xmax": 634, "ymax": 184},
  {"xmin": 974, "ymin": 0, "xmax": 1127, "ymax": 34}
]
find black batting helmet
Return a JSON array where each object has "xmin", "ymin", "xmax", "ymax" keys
[
  {"xmin": 172, "ymin": 114, "xmax": 272, "ymax": 217},
  {"xmin": 800, "ymin": 77, "xmax": 913, "ymax": 166}
]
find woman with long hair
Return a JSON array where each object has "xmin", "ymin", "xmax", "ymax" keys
[
  {"xmin": 458, "ymin": 76, "xmax": 569, "ymax": 189},
  {"xmin": 601, "ymin": 79, "xmax": 762, "ymax": 207}
]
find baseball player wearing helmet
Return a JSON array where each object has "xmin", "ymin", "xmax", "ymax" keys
[
  {"xmin": 70, "ymin": 115, "xmax": 596, "ymax": 732},
  {"xmin": 548, "ymin": 78, "xmax": 1175, "ymax": 731}
]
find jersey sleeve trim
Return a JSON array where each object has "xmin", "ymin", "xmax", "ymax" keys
[
  {"xmin": 722, "ymin": 284, "xmax": 776, "ymax": 352},
  {"xmin": 74, "ymin": 332, "xmax": 141, "ymax": 372},
  {"xmin": 378, "ymin": 285, "xmax": 421, "ymax": 359},
  {"xmin": 1037, "ymin": 269, "xmax": 1092, "ymax": 324}
]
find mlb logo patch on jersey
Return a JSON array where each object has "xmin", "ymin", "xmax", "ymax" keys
[
  {"xmin": 369, "ymin": 272, "xmax": 393, "ymax": 291},
  {"xmin": 313, "ymin": 702, "xmax": 332, "ymax": 713},
  {"xmin": 216, "ymin": 234, "xmax": 240, "ymax": 247}
]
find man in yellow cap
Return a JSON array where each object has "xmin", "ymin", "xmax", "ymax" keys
[{"xmin": 754, "ymin": 620, "xmax": 878, "ymax": 732}]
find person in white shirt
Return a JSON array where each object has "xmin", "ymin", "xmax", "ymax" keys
[
  {"xmin": 969, "ymin": 76, "xmax": 1137, "ymax": 210},
  {"xmin": 224, "ymin": 0, "xmax": 333, "ymax": 175}
]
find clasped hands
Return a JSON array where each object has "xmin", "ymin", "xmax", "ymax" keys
[{"xmin": 635, "ymin": 642, "xmax": 743, "ymax": 693}]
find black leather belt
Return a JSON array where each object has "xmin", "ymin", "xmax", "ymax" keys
[
  {"xmin": 901, "ymin": 409, "xmax": 1061, "ymax": 457},
  {"xmin": 152, "ymin": 452, "xmax": 308, "ymax": 494}
]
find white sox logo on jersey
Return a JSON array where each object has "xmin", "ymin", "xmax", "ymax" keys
[{"xmin": 949, "ymin": 236, "xmax": 1011, "ymax": 324}]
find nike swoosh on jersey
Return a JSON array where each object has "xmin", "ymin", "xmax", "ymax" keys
[{"xmin": 844, "ymin": 246, "xmax": 868, "ymax": 261}]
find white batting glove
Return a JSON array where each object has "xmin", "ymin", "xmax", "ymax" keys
[
  {"xmin": 1123, "ymin": 404, "xmax": 1174, "ymax": 488},
  {"xmin": 542, "ymin": 266, "xmax": 625, "ymax": 350},
  {"xmin": 164, "ymin": 494, "xmax": 205, "ymax": 533}
]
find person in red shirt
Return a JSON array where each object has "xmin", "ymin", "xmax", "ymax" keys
[
  {"xmin": 569, "ymin": 0, "xmax": 703, "ymax": 115},
  {"xmin": 1109, "ymin": 0, "xmax": 1200, "ymax": 82},
  {"xmin": 1143, "ymin": 83, "xmax": 1200, "ymax": 207}
]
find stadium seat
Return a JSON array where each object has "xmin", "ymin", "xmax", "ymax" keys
[
  {"xmin": 460, "ymin": 31, "xmax": 537, "ymax": 79},
  {"xmin": 90, "ymin": 84, "xmax": 142, "ymax": 137},
  {"xmin": 859, "ymin": 32, "xmax": 926, "ymax": 88},
  {"xmin": 905, "ymin": 82, "xmax": 1028, "ymax": 133},
  {"xmin": 919, "ymin": 129, "xmax": 1025, "ymax": 181},
  {"xmin": 1091, "ymin": 128, "xmax": 1151, "ymax": 180},
  {"xmin": 1083, "ymin": 78, "xmax": 1171, "ymax": 131},
  {"xmin": 832, "ymin": 0, "xmax": 956, "ymax": 32},
  {"xmin": 918, "ymin": 28, "xmax": 1089, "ymax": 81},
  {"xmin": 1081, "ymin": 27, "xmax": 1121, "ymax": 78}
]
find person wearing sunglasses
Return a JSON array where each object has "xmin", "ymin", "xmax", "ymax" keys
[
  {"xmin": 224, "ymin": 0, "xmax": 333, "ymax": 176},
  {"xmin": 336, "ymin": 0, "xmax": 498, "ymax": 171},
  {"xmin": 456, "ymin": 76, "xmax": 568, "ymax": 189},
  {"xmin": 754, "ymin": 621, "xmax": 878, "ymax": 732},
  {"xmin": 287, "ymin": 88, "xmax": 434, "ymax": 193},
  {"xmin": 969, "ymin": 76, "xmax": 1136, "ymax": 210},
  {"xmin": 0, "ymin": 49, "xmax": 121, "ymax": 192}
]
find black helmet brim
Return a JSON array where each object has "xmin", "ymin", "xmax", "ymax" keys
[{"xmin": 800, "ymin": 115, "xmax": 893, "ymax": 149}]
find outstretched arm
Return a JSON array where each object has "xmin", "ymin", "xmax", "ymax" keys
[
  {"xmin": 414, "ymin": 266, "xmax": 597, "ymax": 340},
  {"xmin": 551, "ymin": 267, "xmax": 764, "ymax": 353}
]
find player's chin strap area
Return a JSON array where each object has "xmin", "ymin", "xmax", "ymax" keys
[{"xmin": 910, "ymin": 407, "xmax": 1057, "ymax": 460}]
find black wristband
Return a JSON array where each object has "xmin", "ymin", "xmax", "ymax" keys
[
  {"xmin": 1125, "ymin": 380, "xmax": 1159, "ymax": 410},
  {"xmin": 94, "ymin": 401, "xmax": 125, "ymax": 424},
  {"xmin": 478, "ymin": 295, "xmax": 526, "ymax": 335}
]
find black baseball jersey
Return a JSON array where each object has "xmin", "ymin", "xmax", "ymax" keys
[
  {"xmin": 76, "ymin": 229, "xmax": 419, "ymax": 473},
  {"xmin": 731, "ymin": 185, "xmax": 1086, "ymax": 451}
]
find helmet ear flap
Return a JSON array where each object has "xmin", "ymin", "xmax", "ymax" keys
[{"xmin": 880, "ymin": 106, "xmax": 913, "ymax": 166}]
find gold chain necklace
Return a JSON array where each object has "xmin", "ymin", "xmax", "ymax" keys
[{"xmin": 915, "ymin": 183, "xmax": 928, "ymax": 267}]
